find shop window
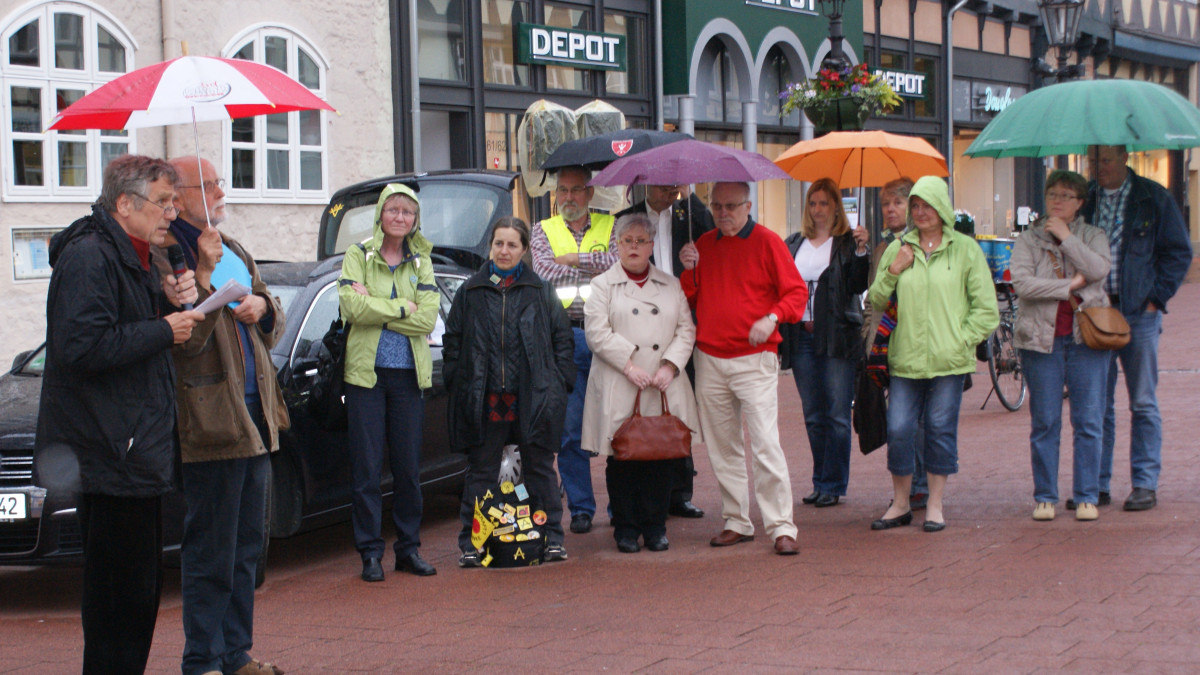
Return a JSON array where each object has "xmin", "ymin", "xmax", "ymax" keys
[
  {"xmin": 2, "ymin": 3, "xmax": 133, "ymax": 201},
  {"xmin": 544, "ymin": 3, "xmax": 591, "ymax": 92},
  {"xmin": 696, "ymin": 40, "xmax": 741, "ymax": 124},
  {"xmin": 758, "ymin": 45, "xmax": 799, "ymax": 127},
  {"xmin": 912, "ymin": 56, "xmax": 936, "ymax": 119},
  {"xmin": 878, "ymin": 51, "xmax": 907, "ymax": 116},
  {"xmin": 225, "ymin": 26, "xmax": 329, "ymax": 201},
  {"xmin": 603, "ymin": 12, "xmax": 645, "ymax": 96},
  {"xmin": 418, "ymin": 0, "xmax": 466, "ymax": 82},
  {"xmin": 482, "ymin": 0, "xmax": 529, "ymax": 86}
]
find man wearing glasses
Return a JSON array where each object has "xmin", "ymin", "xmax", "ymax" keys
[
  {"xmin": 37, "ymin": 154, "xmax": 202, "ymax": 673},
  {"xmin": 616, "ymin": 184, "xmax": 714, "ymax": 519},
  {"xmin": 530, "ymin": 165, "xmax": 618, "ymax": 539},
  {"xmin": 680, "ymin": 181, "xmax": 808, "ymax": 555},
  {"xmin": 158, "ymin": 156, "xmax": 289, "ymax": 675}
]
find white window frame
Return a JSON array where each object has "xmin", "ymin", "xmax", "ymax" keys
[
  {"xmin": 222, "ymin": 24, "xmax": 330, "ymax": 205},
  {"xmin": 0, "ymin": 1, "xmax": 136, "ymax": 203}
]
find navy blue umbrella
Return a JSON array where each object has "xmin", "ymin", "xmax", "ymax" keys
[{"xmin": 540, "ymin": 129, "xmax": 692, "ymax": 171}]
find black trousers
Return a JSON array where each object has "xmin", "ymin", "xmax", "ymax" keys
[
  {"xmin": 78, "ymin": 492, "xmax": 163, "ymax": 675},
  {"xmin": 458, "ymin": 421, "xmax": 563, "ymax": 551},
  {"xmin": 606, "ymin": 457, "xmax": 673, "ymax": 542}
]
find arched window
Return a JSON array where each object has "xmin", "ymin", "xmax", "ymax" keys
[
  {"xmin": 1, "ymin": 1, "xmax": 133, "ymax": 201},
  {"xmin": 695, "ymin": 39, "xmax": 742, "ymax": 124},
  {"xmin": 758, "ymin": 45, "xmax": 800, "ymax": 127},
  {"xmin": 224, "ymin": 26, "xmax": 328, "ymax": 201}
]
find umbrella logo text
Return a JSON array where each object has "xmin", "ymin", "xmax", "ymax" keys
[
  {"xmin": 182, "ymin": 80, "xmax": 232, "ymax": 103},
  {"xmin": 611, "ymin": 140, "xmax": 633, "ymax": 157}
]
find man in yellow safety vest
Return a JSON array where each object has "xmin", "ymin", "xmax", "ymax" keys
[{"xmin": 530, "ymin": 165, "xmax": 617, "ymax": 537}]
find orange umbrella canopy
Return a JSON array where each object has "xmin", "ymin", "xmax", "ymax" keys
[{"xmin": 773, "ymin": 130, "xmax": 947, "ymax": 188}]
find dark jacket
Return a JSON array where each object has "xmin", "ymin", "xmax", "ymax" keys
[
  {"xmin": 615, "ymin": 193, "xmax": 715, "ymax": 278},
  {"xmin": 35, "ymin": 205, "xmax": 178, "ymax": 497},
  {"xmin": 1081, "ymin": 169, "xmax": 1192, "ymax": 315},
  {"xmin": 779, "ymin": 231, "xmax": 869, "ymax": 366},
  {"xmin": 443, "ymin": 263, "xmax": 575, "ymax": 451},
  {"xmin": 151, "ymin": 230, "xmax": 290, "ymax": 463}
]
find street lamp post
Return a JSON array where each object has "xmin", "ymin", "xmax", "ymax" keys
[
  {"xmin": 1036, "ymin": 0, "xmax": 1085, "ymax": 82},
  {"xmin": 817, "ymin": 0, "xmax": 851, "ymax": 72}
]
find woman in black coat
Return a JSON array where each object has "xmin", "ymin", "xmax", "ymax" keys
[
  {"xmin": 780, "ymin": 178, "xmax": 870, "ymax": 508},
  {"xmin": 443, "ymin": 217, "xmax": 576, "ymax": 567}
]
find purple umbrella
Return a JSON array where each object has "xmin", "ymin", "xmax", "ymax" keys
[{"xmin": 589, "ymin": 139, "xmax": 790, "ymax": 187}]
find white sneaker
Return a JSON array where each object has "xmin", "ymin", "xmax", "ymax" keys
[{"xmin": 1032, "ymin": 502, "xmax": 1055, "ymax": 521}]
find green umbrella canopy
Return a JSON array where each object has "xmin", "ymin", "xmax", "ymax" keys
[{"xmin": 964, "ymin": 79, "xmax": 1200, "ymax": 158}]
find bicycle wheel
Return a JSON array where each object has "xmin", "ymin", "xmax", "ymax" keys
[{"xmin": 987, "ymin": 321, "xmax": 1026, "ymax": 411}]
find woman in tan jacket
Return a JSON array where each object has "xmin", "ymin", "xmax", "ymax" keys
[
  {"xmin": 1010, "ymin": 170, "xmax": 1111, "ymax": 522},
  {"xmin": 582, "ymin": 212, "xmax": 700, "ymax": 553}
]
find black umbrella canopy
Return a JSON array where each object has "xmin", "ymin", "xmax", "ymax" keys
[{"xmin": 540, "ymin": 129, "xmax": 692, "ymax": 171}]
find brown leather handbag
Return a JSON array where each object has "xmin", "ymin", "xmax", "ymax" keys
[
  {"xmin": 610, "ymin": 390, "xmax": 692, "ymax": 461},
  {"xmin": 1048, "ymin": 250, "xmax": 1130, "ymax": 351}
]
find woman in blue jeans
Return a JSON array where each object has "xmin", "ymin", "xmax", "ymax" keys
[
  {"xmin": 781, "ymin": 178, "xmax": 869, "ymax": 508},
  {"xmin": 868, "ymin": 176, "xmax": 998, "ymax": 532},
  {"xmin": 1010, "ymin": 170, "xmax": 1111, "ymax": 522}
]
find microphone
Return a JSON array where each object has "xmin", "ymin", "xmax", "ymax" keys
[{"xmin": 167, "ymin": 244, "xmax": 193, "ymax": 310}]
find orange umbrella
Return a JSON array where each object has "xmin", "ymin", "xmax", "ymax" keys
[{"xmin": 772, "ymin": 130, "xmax": 947, "ymax": 188}]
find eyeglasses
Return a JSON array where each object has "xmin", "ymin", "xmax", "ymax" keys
[
  {"xmin": 619, "ymin": 237, "xmax": 652, "ymax": 247},
  {"xmin": 382, "ymin": 206, "xmax": 418, "ymax": 218},
  {"xmin": 178, "ymin": 179, "xmax": 226, "ymax": 192},
  {"xmin": 1045, "ymin": 191, "xmax": 1081, "ymax": 202},
  {"xmin": 128, "ymin": 191, "xmax": 178, "ymax": 216},
  {"xmin": 555, "ymin": 185, "xmax": 589, "ymax": 197},
  {"xmin": 710, "ymin": 200, "xmax": 748, "ymax": 213}
]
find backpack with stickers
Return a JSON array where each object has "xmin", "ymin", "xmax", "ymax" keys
[{"xmin": 468, "ymin": 479, "xmax": 547, "ymax": 568}]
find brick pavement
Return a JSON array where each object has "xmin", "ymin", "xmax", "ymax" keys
[{"xmin": 3, "ymin": 284, "xmax": 1200, "ymax": 674}]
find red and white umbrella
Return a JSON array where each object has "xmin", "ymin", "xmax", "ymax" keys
[
  {"xmin": 47, "ymin": 55, "xmax": 336, "ymax": 228},
  {"xmin": 47, "ymin": 55, "xmax": 335, "ymax": 130}
]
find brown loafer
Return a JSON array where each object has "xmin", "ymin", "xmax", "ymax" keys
[
  {"xmin": 774, "ymin": 535, "xmax": 800, "ymax": 555},
  {"xmin": 233, "ymin": 658, "xmax": 284, "ymax": 675},
  {"xmin": 709, "ymin": 529, "xmax": 754, "ymax": 547}
]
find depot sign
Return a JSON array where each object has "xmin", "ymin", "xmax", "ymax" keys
[
  {"xmin": 874, "ymin": 69, "xmax": 926, "ymax": 100},
  {"xmin": 518, "ymin": 23, "xmax": 626, "ymax": 71}
]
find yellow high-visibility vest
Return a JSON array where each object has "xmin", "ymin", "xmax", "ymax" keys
[{"xmin": 541, "ymin": 213, "xmax": 614, "ymax": 308}]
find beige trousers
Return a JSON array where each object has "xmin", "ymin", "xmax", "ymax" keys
[{"xmin": 694, "ymin": 350, "xmax": 797, "ymax": 541}]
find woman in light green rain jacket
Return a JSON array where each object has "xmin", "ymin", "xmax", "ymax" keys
[
  {"xmin": 338, "ymin": 183, "xmax": 440, "ymax": 582},
  {"xmin": 867, "ymin": 176, "xmax": 998, "ymax": 534}
]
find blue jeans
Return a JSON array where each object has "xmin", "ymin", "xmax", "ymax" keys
[
  {"xmin": 346, "ymin": 367, "xmax": 424, "ymax": 560},
  {"xmin": 1021, "ymin": 337, "xmax": 1109, "ymax": 505},
  {"xmin": 887, "ymin": 375, "xmax": 965, "ymax": 477},
  {"xmin": 558, "ymin": 327, "xmax": 596, "ymax": 518},
  {"xmin": 789, "ymin": 331, "xmax": 855, "ymax": 496},
  {"xmin": 1100, "ymin": 310, "xmax": 1162, "ymax": 491},
  {"xmin": 180, "ymin": 452, "xmax": 270, "ymax": 675}
]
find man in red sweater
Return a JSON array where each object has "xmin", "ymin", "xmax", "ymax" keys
[{"xmin": 680, "ymin": 181, "xmax": 808, "ymax": 555}]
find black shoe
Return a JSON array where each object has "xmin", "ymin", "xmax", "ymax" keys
[
  {"xmin": 544, "ymin": 544, "xmax": 568, "ymax": 562},
  {"xmin": 361, "ymin": 557, "xmax": 384, "ymax": 582},
  {"xmin": 814, "ymin": 494, "xmax": 840, "ymax": 508},
  {"xmin": 870, "ymin": 511, "xmax": 913, "ymax": 531},
  {"xmin": 395, "ymin": 553, "xmax": 436, "ymax": 576},
  {"xmin": 570, "ymin": 513, "xmax": 593, "ymax": 534},
  {"xmin": 616, "ymin": 538, "xmax": 641, "ymax": 553},
  {"xmin": 458, "ymin": 551, "xmax": 482, "ymax": 568},
  {"xmin": 645, "ymin": 534, "xmax": 669, "ymax": 552},
  {"xmin": 668, "ymin": 500, "xmax": 705, "ymax": 518},
  {"xmin": 1066, "ymin": 491, "xmax": 1111, "ymax": 510},
  {"xmin": 801, "ymin": 491, "xmax": 821, "ymax": 505},
  {"xmin": 1123, "ymin": 487, "xmax": 1157, "ymax": 511},
  {"xmin": 923, "ymin": 520, "xmax": 946, "ymax": 533}
]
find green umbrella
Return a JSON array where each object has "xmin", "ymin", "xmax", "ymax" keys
[{"xmin": 964, "ymin": 79, "xmax": 1200, "ymax": 158}]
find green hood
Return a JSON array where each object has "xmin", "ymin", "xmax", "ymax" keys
[
  {"xmin": 369, "ymin": 183, "xmax": 432, "ymax": 257},
  {"xmin": 907, "ymin": 176, "xmax": 955, "ymax": 230}
]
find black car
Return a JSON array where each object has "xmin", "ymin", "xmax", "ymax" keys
[{"xmin": 0, "ymin": 256, "xmax": 472, "ymax": 570}]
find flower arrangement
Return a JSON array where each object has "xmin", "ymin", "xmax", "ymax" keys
[{"xmin": 780, "ymin": 63, "xmax": 901, "ymax": 120}]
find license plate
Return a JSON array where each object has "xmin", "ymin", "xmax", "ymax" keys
[{"xmin": 0, "ymin": 493, "xmax": 27, "ymax": 520}]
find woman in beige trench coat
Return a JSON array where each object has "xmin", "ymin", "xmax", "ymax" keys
[{"xmin": 582, "ymin": 212, "xmax": 701, "ymax": 554}]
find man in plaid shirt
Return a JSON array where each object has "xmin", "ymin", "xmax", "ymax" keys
[
  {"xmin": 530, "ymin": 165, "xmax": 618, "ymax": 536},
  {"xmin": 1081, "ymin": 145, "xmax": 1192, "ymax": 512}
]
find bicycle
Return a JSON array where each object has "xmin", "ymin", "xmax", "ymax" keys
[{"xmin": 983, "ymin": 282, "xmax": 1026, "ymax": 411}]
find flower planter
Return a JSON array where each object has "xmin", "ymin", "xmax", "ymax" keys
[{"xmin": 804, "ymin": 97, "xmax": 868, "ymax": 135}]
